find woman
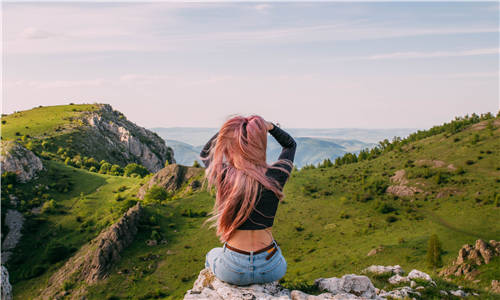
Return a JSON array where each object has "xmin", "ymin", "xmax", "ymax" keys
[{"xmin": 199, "ymin": 115, "xmax": 297, "ymax": 286}]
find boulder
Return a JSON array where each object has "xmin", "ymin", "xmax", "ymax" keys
[
  {"xmin": 362, "ymin": 265, "xmax": 404, "ymax": 275},
  {"xmin": 314, "ymin": 275, "xmax": 377, "ymax": 298},
  {"xmin": 440, "ymin": 239, "xmax": 499, "ymax": 280}
]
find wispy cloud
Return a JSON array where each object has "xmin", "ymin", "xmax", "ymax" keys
[{"xmin": 361, "ymin": 48, "xmax": 500, "ymax": 60}]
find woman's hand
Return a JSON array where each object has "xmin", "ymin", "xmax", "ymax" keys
[{"xmin": 264, "ymin": 120, "xmax": 274, "ymax": 131}]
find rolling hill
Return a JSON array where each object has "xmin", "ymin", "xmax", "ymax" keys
[{"xmin": 1, "ymin": 107, "xmax": 499, "ymax": 300}]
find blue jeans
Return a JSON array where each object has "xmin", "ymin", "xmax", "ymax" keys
[{"xmin": 205, "ymin": 240, "xmax": 287, "ymax": 286}]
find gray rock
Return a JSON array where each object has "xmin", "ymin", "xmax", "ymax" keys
[
  {"xmin": 315, "ymin": 274, "xmax": 378, "ymax": 299},
  {"xmin": 1, "ymin": 209, "xmax": 25, "ymax": 263},
  {"xmin": 0, "ymin": 140, "xmax": 44, "ymax": 183},
  {"xmin": 362, "ymin": 265, "xmax": 404, "ymax": 275},
  {"xmin": 1, "ymin": 266, "xmax": 12, "ymax": 300},
  {"xmin": 82, "ymin": 103, "xmax": 175, "ymax": 173}
]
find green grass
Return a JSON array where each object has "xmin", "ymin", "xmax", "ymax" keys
[
  {"xmin": 1, "ymin": 103, "xmax": 98, "ymax": 141},
  {"xmin": 8, "ymin": 115, "xmax": 500, "ymax": 299},
  {"xmin": 8, "ymin": 159, "xmax": 144, "ymax": 299}
]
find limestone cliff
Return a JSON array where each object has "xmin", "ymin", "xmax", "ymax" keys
[{"xmin": 77, "ymin": 103, "xmax": 175, "ymax": 173}]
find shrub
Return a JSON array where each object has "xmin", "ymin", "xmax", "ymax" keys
[
  {"xmin": 45, "ymin": 243, "xmax": 71, "ymax": 264},
  {"xmin": 41, "ymin": 199, "xmax": 56, "ymax": 214},
  {"xmin": 144, "ymin": 185, "xmax": 169, "ymax": 204},
  {"xmin": 192, "ymin": 160, "xmax": 201, "ymax": 168},
  {"xmin": 465, "ymin": 160, "xmax": 474, "ymax": 165},
  {"xmin": 124, "ymin": 163, "xmax": 149, "ymax": 178},
  {"xmin": 378, "ymin": 203, "xmax": 396, "ymax": 214},
  {"xmin": 386, "ymin": 215, "xmax": 398, "ymax": 223},
  {"xmin": 426, "ymin": 234, "xmax": 443, "ymax": 271}
]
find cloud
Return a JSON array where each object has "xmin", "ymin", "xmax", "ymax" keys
[
  {"xmin": 254, "ymin": 4, "xmax": 271, "ymax": 12},
  {"xmin": 21, "ymin": 27, "xmax": 60, "ymax": 39},
  {"xmin": 362, "ymin": 48, "xmax": 500, "ymax": 60}
]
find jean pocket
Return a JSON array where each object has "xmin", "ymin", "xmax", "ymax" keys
[
  {"xmin": 258, "ymin": 256, "xmax": 285, "ymax": 275},
  {"xmin": 220, "ymin": 257, "xmax": 245, "ymax": 275}
]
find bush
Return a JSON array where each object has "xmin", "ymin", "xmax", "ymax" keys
[
  {"xmin": 192, "ymin": 160, "xmax": 201, "ymax": 168},
  {"xmin": 41, "ymin": 199, "xmax": 56, "ymax": 214},
  {"xmin": 144, "ymin": 185, "xmax": 169, "ymax": 204},
  {"xmin": 124, "ymin": 163, "xmax": 149, "ymax": 178},
  {"xmin": 378, "ymin": 203, "xmax": 396, "ymax": 214},
  {"xmin": 45, "ymin": 243, "xmax": 71, "ymax": 264},
  {"xmin": 386, "ymin": 215, "xmax": 398, "ymax": 223}
]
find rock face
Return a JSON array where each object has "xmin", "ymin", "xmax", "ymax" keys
[
  {"xmin": 80, "ymin": 103, "xmax": 175, "ymax": 173},
  {"xmin": 315, "ymin": 275, "xmax": 378, "ymax": 298},
  {"xmin": 0, "ymin": 140, "xmax": 44, "ymax": 183},
  {"xmin": 38, "ymin": 203, "xmax": 143, "ymax": 299},
  {"xmin": 439, "ymin": 239, "xmax": 500, "ymax": 280},
  {"xmin": 1, "ymin": 209, "xmax": 25, "ymax": 263},
  {"xmin": 136, "ymin": 163, "xmax": 204, "ymax": 199},
  {"xmin": 1, "ymin": 266, "xmax": 13, "ymax": 300},
  {"xmin": 386, "ymin": 170, "xmax": 423, "ymax": 197}
]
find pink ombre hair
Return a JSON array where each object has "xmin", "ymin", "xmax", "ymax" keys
[{"xmin": 201, "ymin": 115, "xmax": 293, "ymax": 243}]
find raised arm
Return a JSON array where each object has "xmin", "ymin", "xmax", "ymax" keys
[
  {"xmin": 199, "ymin": 131, "xmax": 219, "ymax": 168},
  {"xmin": 269, "ymin": 123, "xmax": 296, "ymax": 164}
]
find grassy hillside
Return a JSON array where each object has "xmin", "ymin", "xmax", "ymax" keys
[
  {"xmin": 1, "ymin": 104, "xmax": 98, "ymax": 141},
  {"xmin": 7, "ymin": 113, "xmax": 500, "ymax": 299},
  {"xmin": 82, "ymin": 114, "xmax": 498, "ymax": 299},
  {"xmin": 7, "ymin": 159, "xmax": 146, "ymax": 297}
]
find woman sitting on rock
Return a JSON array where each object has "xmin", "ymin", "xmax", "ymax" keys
[{"xmin": 199, "ymin": 115, "xmax": 297, "ymax": 286}]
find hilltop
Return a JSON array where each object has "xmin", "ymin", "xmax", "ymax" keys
[{"xmin": 1, "ymin": 103, "xmax": 175, "ymax": 173}]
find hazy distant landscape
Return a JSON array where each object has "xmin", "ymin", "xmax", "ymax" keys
[{"xmin": 151, "ymin": 127, "xmax": 417, "ymax": 168}]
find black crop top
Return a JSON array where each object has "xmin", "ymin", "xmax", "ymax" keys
[{"xmin": 199, "ymin": 123, "xmax": 297, "ymax": 230}]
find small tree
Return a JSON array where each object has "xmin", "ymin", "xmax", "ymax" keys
[
  {"xmin": 192, "ymin": 160, "xmax": 201, "ymax": 168},
  {"xmin": 426, "ymin": 234, "xmax": 443, "ymax": 272},
  {"xmin": 124, "ymin": 163, "xmax": 149, "ymax": 178},
  {"xmin": 144, "ymin": 185, "xmax": 169, "ymax": 204}
]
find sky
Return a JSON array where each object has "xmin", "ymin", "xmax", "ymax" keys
[{"xmin": 2, "ymin": 1, "xmax": 499, "ymax": 129}]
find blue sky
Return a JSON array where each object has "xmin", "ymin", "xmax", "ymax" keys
[{"xmin": 3, "ymin": 1, "xmax": 499, "ymax": 129}]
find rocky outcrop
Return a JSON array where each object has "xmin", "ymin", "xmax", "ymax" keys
[
  {"xmin": 136, "ymin": 163, "xmax": 204, "ymax": 199},
  {"xmin": 38, "ymin": 203, "xmax": 143, "ymax": 299},
  {"xmin": 1, "ymin": 209, "xmax": 25, "ymax": 263},
  {"xmin": 185, "ymin": 266, "xmax": 476, "ymax": 300},
  {"xmin": 1, "ymin": 266, "xmax": 13, "ymax": 300},
  {"xmin": 439, "ymin": 239, "xmax": 500, "ymax": 280},
  {"xmin": 79, "ymin": 103, "xmax": 175, "ymax": 173},
  {"xmin": 386, "ymin": 169, "xmax": 423, "ymax": 197},
  {"xmin": 0, "ymin": 140, "xmax": 44, "ymax": 183}
]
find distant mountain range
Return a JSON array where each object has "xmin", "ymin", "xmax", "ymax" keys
[{"xmin": 149, "ymin": 127, "xmax": 418, "ymax": 168}]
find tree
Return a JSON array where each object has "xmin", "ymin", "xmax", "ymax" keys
[
  {"xmin": 192, "ymin": 160, "xmax": 201, "ymax": 168},
  {"xmin": 426, "ymin": 234, "xmax": 443, "ymax": 272},
  {"xmin": 99, "ymin": 162, "xmax": 112, "ymax": 174},
  {"xmin": 124, "ymin": 163, "xmax": 149, "ymax": 178}
]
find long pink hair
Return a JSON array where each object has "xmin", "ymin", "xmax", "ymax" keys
[{"xmin": 201, "ymin": 115, "xmax": 293, "ymax": 243}]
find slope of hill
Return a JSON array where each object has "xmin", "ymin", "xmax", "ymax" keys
[
  {"xmin": 82, "ymin": 114, "xmax": 500, "ymax": 299},
  {"xmin": 1, "ymin": 103, "xmax": 175, "ymax": 173},
  {"xmin": 4, "ymin": 112, "xmax": 499, "ymax": 300}
]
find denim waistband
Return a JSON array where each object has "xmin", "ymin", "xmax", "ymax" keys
[{"xmin": 223, "ymin": 240, "xmax": 279, "ymax": 263}]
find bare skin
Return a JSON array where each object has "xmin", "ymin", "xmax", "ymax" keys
[{"xmin": 225, "ymin": 120, "xmax": 276, "ymax": 251}]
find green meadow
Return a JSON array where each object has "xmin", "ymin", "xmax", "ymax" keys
[{"xmin": 2, "ymin": 107, "xmax": 499, "ymax": 299}]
